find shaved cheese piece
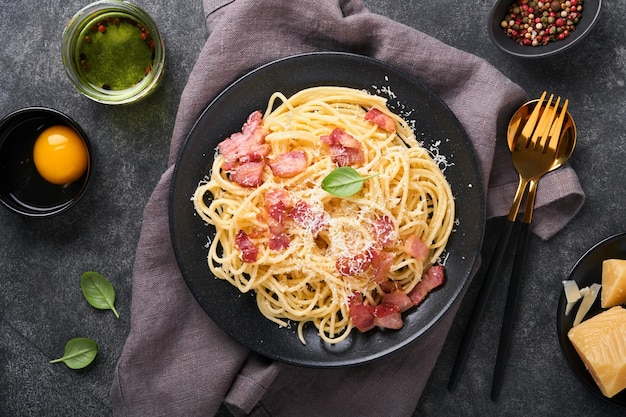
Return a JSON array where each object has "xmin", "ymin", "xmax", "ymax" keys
[
  {"xmin": 573, "ymin": 283, "xmax": 602, "ymax": 327},
  {"xmin": 562, "ymin": 280, "xmax": 582, "ymax": 315},
  {"xmin": 568, "ymin": 306, "xmax": 626, "ymax": 398},
  {"xmin": 601, "ymin": 259, "xmax": 626, "ymax": 308}
]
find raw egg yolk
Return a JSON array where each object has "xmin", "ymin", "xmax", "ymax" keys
[{"xmin": 33, "ymin": 125, "xmax": 88, "ymax": 185}]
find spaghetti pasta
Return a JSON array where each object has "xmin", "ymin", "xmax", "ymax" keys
[{"xmin": 193, "ymin": 86, "xmax": 454, "ymax": 344}]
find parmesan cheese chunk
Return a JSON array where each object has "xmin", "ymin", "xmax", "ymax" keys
[
  {"xmin": 573, "ymin": 283, "xmax": 601, "ymax": 327},
  {"xmin": 562, "ymin": 280, "xmax": 581, "ymax": 315},
  {"xmin": 601, "ymin": 259, "xmax": 626, "ymax": 308},
  {"xmin": 568, "ymin": 306, "xmax": 626, "ymax": 398}
]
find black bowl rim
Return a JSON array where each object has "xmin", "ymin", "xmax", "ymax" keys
[
  {"xmin": 0, "ymin": 106, "xmax": 93, "ymax": 217},
  {"xmin": 488, "ymin": 0, "xmax": 602, "ymax": 59}
]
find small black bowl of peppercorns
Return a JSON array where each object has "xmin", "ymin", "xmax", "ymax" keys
[{"xmin": 488, "ymin": 0, "xmax": 602, "ymax": 58}]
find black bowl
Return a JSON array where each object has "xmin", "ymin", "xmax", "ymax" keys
[
  {"xmin": 557, "ymin": 232, "xmax": 626, "ymax": 407},
  {"xmin": 488, "ymin": 0, "xmax": 602, "ymax": 58},
  {"xmin": 169, "ymin": 52, "xmax": 486, "ymax": 367},
  {"xmin": 0, "ymin": 107, "xmax": 92, "ymax": 217}
]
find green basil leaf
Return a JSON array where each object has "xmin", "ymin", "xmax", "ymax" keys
[
  {"xmin": 49, "ymin": 337, "xmax": 98, "ymax": 370},
  {"xmin": 321, "ymin": 166, "xmax": 379, "ymax": 197},
  {"xmin": 80, "ymin": 271, "xmax": 119, "ymax": 318}
]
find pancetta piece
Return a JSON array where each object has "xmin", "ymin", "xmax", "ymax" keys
[
  {"xmin": 218, "ymin": 111, "xmax": 271, "ymax": 187},
  {"xmin": 404, "ymin": 234, "xmax": 429, "ymax": 261},
  {"xmin": 370, "ymin": 250, "xmax": 395, "ymax": 284},
  {"xmin": 408, "ymin": 265, "xmax": 445, "ymax": 306},
  {"xmin": 372, "ymin": 215, "xmax": 396, "ymax": 249},
  {"xmin": 229, "ymin": 161, "xmax": 265, "ymax": 188},
  {"xmin": 320, "ymin": 128, "xmax": 364, "ymax": 167},
  {"xmin": 381, "ymin": 290, "xmax": 414, "ymax": 313},
  {"xmin": 269, "ymin": 150, "xmax": 308, "ymax": 178},
  {"xmin": 264, "ymin": 188, "xmax": 292, "ymax": 250},
  {"xmin": 289, "ymin": 200, "xmax": 329, "ymax": 236},
  {"xmin": 235, "ymin": 230, "xmax": 258, "ymax": 263},
  {"xmin": 348, "ymin": 292, "xmax": 375, "ymax": 332},
  {"xmin": 365, "ymin": 108, "xmax": 396, "ymax": 132},
  {"xmin": 372, "ymin": 303, "xmax": 403, "ymax": 329},
  {"xmin": 336, "ymin": 247, "xmax": 376, "ymax": 277}
]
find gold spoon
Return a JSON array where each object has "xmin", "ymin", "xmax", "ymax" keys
[
  {"xmin": 491, "ymin": 97, "xmax": 576, "ymax": 400},
  {"xmin": 505, "ymin": 97, "xmax": 577, "ymax": 222}
]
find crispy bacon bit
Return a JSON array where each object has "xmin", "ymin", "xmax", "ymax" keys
[
  {"xmin": 380, "ymin": 280, "xmax": 401, "ymax": 293},
  {"xmin": 320, "ymin": 128, "xmax": 364, "ymax": 167},
  {"xmin": 408, "ymin": 265, "xmax": 446, "ymax": 306},
  {"xmin": 404, "ymin": 234, "xmax": 429, "ymax": 261},
  {"xmin": 370, "ymin": 250, "xmax": 395, "ymax": 284},
  {"xmin": 218, "ymin": 111, "xmax": 269, "ymax": 169},
  {"xmin": 348, "ymin": 292, "xmax": 375, "ymax": 332},
  {"xmin": 372, "ymin": 303, "xmax": 403, "ymax": 329},
  {"xmin": 381, "ymin": 291, "xmax": 414, "ymax": 313},
  {"xmin": 235, "ymin": 230, "xmax": 258, "ymax": 263},
  {"xmin": 229, "ymin": 161, "xmax": 265, "ymax": 188},
  {"xmin": 365, "ymin": 108, "xmax": 396, "ymax": 132},
  {"xmin": 348, "ymin": 264, "xmax": 445, "ymax": 333},
  {"xmin": 372, "ymin": 216, "xmax": 396, "ymax": 248},
  {"xmin": 336, "ymin": 247, "xmax": 376, "ymax": 277},
  {"xmin": 289, "ymin": 200, "xmax": 328, "ymax": 236},
  {"xmin": 264, "ymin": 188, "xmax": 292, "ymax": 250},
  {"xmin": 269, "ymin": 150, "xmax": 308, "ymax": 178},
  {"xmin": 264, "ymin": 188, "xmax": 291, "ymax": 223},
  {"xmin": 269, "ymin": 233, "xmax": 290, "ymax": 251},
  {"xmin": 218, "ymin": 111, "xmax": 270, "ymax": 187}
]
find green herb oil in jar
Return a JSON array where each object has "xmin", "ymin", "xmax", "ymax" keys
[{"xmin": 74, "ymin": 13, "xmax": 155, "ymax": 91}]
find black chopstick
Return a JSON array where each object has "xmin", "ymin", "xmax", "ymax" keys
[
  {"xmin": 491, "ymin": 221, "xmax": 531, "ymax": 400},
  {"xmin": 448, "ymin": 218, "xmax": 517, "ymax": 391}
]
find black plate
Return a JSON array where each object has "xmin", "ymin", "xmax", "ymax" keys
[
  {"xmin": 557, "ymin": 232, "xmax": 626, "ymax": 407},
  {"xmin": 169, "ymin": 52, "xmax": 485, "ymax": 367}
]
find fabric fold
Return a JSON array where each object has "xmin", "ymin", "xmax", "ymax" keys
[
  {"xmin": 110, "ymin": 168, "xmax": 251, "ymax": 416},
  {"xmin": 223, "ymin": 355, "xmax": 281, "ymax": 416},
  {"xmin": 111, "ymin": 0, "xmax": 585, "ymax": 416}
]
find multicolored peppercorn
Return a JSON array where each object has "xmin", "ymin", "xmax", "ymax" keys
[{"xmin": 500, "ymin": 0, "xmax": 583, "ymax": 47}]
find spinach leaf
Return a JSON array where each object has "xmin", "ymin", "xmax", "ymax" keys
[
  {"xmin": 49, "ymin": 337, "xmax": 98, "ymax": 370},
  {"xmin": 80, "ymin": 271, "xmax": 119, "ymax": 318},
  {"xmin": 321, "ymin": 166, "xmax": 379, "ymax": 197}
]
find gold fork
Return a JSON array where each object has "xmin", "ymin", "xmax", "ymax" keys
[
  {"xmin": 448, "ymin": 92, "xmax": 567, "ymax": 391},
  {"xmin": 520, "ymin": 98, "xmax": 570, "ymax": 224},
  {"xmin": 507, "ymin": 93, "xmax": 561, "ymax": 222}
]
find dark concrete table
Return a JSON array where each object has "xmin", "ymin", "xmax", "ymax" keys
[{"xmin": 1, "ymin": 1, "xmax": 623, "ymax": 416}]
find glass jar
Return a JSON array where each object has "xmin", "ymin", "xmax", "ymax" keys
[{"xmin": 62, "ymin": 0, "xmax": 165, "ymax": 105}]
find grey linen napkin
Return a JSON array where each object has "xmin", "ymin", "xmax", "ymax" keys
[{"xmin": 110, "ymin": 1, "xmax": 585, "ymax": 416}]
